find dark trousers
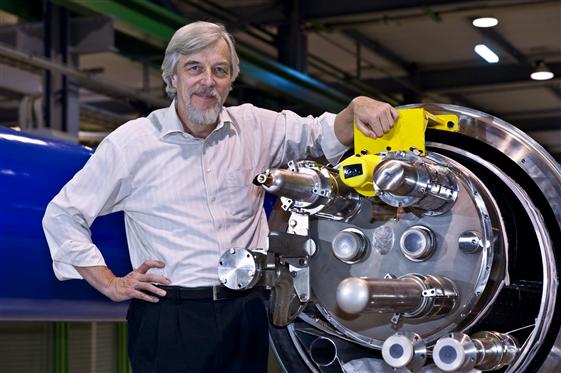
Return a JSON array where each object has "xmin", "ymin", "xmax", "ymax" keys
[{"xmin": 126, "ymin": 291, "xmax": 269, "ymax": 373}]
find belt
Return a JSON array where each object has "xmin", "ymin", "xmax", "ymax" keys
[{"xmin": 157, "ymin": 285, "xmax": 255, "ymax": 301}]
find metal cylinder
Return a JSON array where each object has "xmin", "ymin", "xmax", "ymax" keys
[
  {"xmin": 256, "ymin": 161, "xmax": 361, "ymax": 221},
  {"xmin": 373, "ymin": 159, "xmax": 419, "ymax": 195},
  {"xmin": 458, "ymin": 230, "xmax": 485, "ymax": 254},
  {"xmin": 471, "ymin": 331, "xmax": 519, "ymax": 371},
  {"xmin": 336, "ymin": 274, "xmax": 457, "ymax": 318},
  {"xmin": 0, "ymin": 128, "xmax": 130, "ymax": 320},
  {"xmin": 308, "ymin": 337, "xmax": 338, "ymax": 367},
  {"xmin": 433, "ymin": 331, "xmax": 519, "ymax": 372},
  {"xmin": 218, "ymin": 247, "xmax": 262, "ymax": 290},
  {"xmin": 336, "ymin": 277, "xmax": 424, "ymax": 314},
  {"xmin": 382, "ymin": 332, "xmax": 427, "ymax": 371},
  {"xmin": 433, "ymin": 333, "xmax": 478, "ymax": 372},
  {"xmin": 255, "ymin": 169, "xmax": 319, "ymax": 204},
  {"xmin": 373, "ymin": 154, "xmax": 458, "ymax": 215}
]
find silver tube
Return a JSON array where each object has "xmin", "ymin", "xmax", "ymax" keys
[
  {"xmin": 472, "ymin": 331, "xmax": 519, "ymax": 371},
  {"xmin": 433, "ymin": 331, "xmax": 519, "ymax": 372},
  {"xmin": 336, "ymin": 277, "xmax": 423, "ymax": 314},
  {"xmin": 256, "ymin": 169, "xmax": 319, "ymax": 204},
  {"xmin": 308, "ymin": 337, "xmax": 338, "ymax": 367},
  {"xmin": 382, "ymin": 332, "xmax": 427, "ymax": 371},
  {"xmin": 373, "ymin": 159, "xmax": 420, "ymax": 196},
  {"xmin": 336, "ymin": 274, "xmax": 458, "ymax": 318},
  {"xmin": 373, "ymin": 154, "xmax": 458, "ymax": 214}
]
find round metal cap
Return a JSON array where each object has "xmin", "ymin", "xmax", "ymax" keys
[
  {"xmin": 458, "ymin": 230, "xmax": 484, "ymax": 253},
  {"xmin": 399, "ymin": 226, "xmax": 435, "ymax": 261},
  {"xmin": 433, "ymin": 337, "xmax": 467, "ymax": 372},
  {"xmin": 382, "ymin": 334, "xmax": 414, "ymax": 368},
  {"xmin": 336, "ymin": 277, "xmax": 369, "ymax": 314},
  {"xmin": 217, "ymin": 247, "xmax": 258, "ymax": 290},
  {"xmin": 331, "ymin": 229, "xmax": 367, "ymax": 263}
]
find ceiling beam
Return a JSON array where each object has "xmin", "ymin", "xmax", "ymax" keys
[
  {"xmin": 50, "ymin": 0, "xmax": 353, "ymax": 112},
  {"xmin": 221, "ymin": 0, "xmax": 465, "ymax": 25},
  {"xmin": 340, "ymin": 29, "xmax": 414, "ymax": 73},
  {"xmin": 364, "ymin": 62, "xmax": 561, "ymax": 93},
  {"xmin": 0, "ymin": 44, "xmax": 170, "ymax": 108},
  {"xmin": 477, "ymin": 27, "xmax": 531, "ymax": 65},
  {"xmin": 300, "ymin": 0, "xmax": 456, "ymax": 19}
]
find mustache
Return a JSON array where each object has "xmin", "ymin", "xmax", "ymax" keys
[{"xmin": 191, "ymin": 86, "xmax": 220, "ymax": 98}]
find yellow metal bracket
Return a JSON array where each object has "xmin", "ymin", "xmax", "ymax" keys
[{"xmin": 339, "ymin": 108, "xmax": 459, "ymax": 196}]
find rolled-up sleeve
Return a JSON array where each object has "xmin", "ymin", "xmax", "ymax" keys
[{"xmin": 42, "ymin": 137, "xmax": 131, "ymax": 280}]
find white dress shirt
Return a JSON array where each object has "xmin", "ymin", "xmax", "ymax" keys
[{"xmin": 43, "ymin": 102, "xmax": 348, "ymax": 287}]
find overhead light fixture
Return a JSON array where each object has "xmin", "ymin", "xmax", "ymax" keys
[
  {"xmin": 472, "ymin": 17, "xmax": 499, "ymax": 28},
  {"xmin": 474, "ymin": 44, "xmax": 499, "ymax": 63},
  {"xmin": 530, "ymin": 60, "xmax": 554, "ymax": 81}
]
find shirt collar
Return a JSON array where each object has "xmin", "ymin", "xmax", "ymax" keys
[{"xmin": 159, "ymin": 100, "xmax": 232, "ymax": 140}]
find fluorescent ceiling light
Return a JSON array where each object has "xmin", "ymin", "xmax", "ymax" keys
[
  {"xmin": 474, "ymin": 44, "xmax": 499, "ymax": 63},
  {"xmin": 472, "ymin": 17, "xmax": 499, "ymax": 28},
  {"xmin": 530, "ymin": 61, "xmax": 554, "ymax": 80}
]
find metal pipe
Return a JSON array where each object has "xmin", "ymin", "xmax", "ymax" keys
[
  {"xmin": 0, "ymin": 44, "xmax": 169, "ymax": 108},
  {"xmin": 373, "ymin": 154, "xmax": 458, "ymax": 214},
  {"xmin": 308, "ymin": 337, "xmax": 338, "ymax": 367},
  {"xmin": 336, "ymin": 277, "xmax": 423, "ymax": 314},
  {"xmin": 382, "ymin": 332, "xmax": 427, "ymax": 371},
  {"xmin": 256, "ymin": 169, "xmax": 320, "ymax": 204},
  {"xmin": 433, "ymin": 331, "xmax": 519, "ymax": 372},
  {"xmin": 336, "ymin": 274, "xmax": 458, "ymax": 318},
  {"xmin": 373, "ymin": 159, "xmax": 420, "ymax": 196}
]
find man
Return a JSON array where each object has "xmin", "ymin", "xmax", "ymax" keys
[{"xmin": 43, "ymin": 21, "xmax": 398, "ymax": 372}]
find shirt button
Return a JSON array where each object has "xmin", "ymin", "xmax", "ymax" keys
[
  {"xmin": 217, "ymin": 224, "xmax": 223, "ymax": 229},
  {"xmin": 210, "ymin": 196, "xmax": 216, "ymax": 202},
  {"xmin": 206, "ymin": 168, "xmax": 211, "ymax": 173}
]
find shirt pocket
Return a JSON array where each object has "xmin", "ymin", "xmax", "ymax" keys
[{"xmin": 220, "ymin": 169, "xmax": 261, "ymax": 220}]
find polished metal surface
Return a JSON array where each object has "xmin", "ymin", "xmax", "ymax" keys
[
  {"xmin": 331, "ymin": 228, "xmax": 369, "ymax": 263},
  {"xmin": 248, "ymin": 104, "xmax": 561, "ymax": 372},
  {"xmin": 335, "ymin": 274, "xmax": 457, "ymax": 318},
  {"xmin": 433, "ymin": 333, "xmax": 478, "ymax": 372},
  {"xmin": 433, "ymin": 331, "xmax": 519, "ymax": 372},
  {"xmin": 426, "ymin": 144, "xmax": 556, "ymax": 373},
  {"xmin": 399, "ymin": 225, "xmax": 436, "ymax": 261},
  {"xmin": 458, "ymin": 230, "xmax": 484, "ymax": 254},
  {"xmin": 373, "ymin": 152, "xmax": 458, "ymax": 215},
  {"xmin": 256, "ymin": 168, "xmax": 320, "ymax": 204},
  {"xmin": 382, "ymin": 332, "xmax": 427, "ymax": 371},
  {"xmin": 308, "ymin": 337, "xmax": 338, "ymax": 367},
  {"xmin": 257, "ymin": 160, "xmax": 361, "ymax": 221},
  {"xmin": 311, "ymin": 152, "xmax": 501, "ymax": 347},
  {"xmin": 471, "ymin": 331, "xmax": 519, "ymax": 371},
  {"xmin": 217, "ymin": 248, "xmax": 260, "ymax": 290}
]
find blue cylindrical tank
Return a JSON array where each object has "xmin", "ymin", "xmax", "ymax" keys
[
  {"xmin": 0, "ymin": 127, "xmax": 278, "ymax": 320},
  {"xmin": 0, "ymin": 128, "xmax": 131, "ymax": 320}
]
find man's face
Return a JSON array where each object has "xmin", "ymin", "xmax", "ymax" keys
[{"xmin": 172, "ymin": 38, "xmax": 232, "ymax": 127}]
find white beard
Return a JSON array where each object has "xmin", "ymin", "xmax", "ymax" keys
[{"xmin": 184, "ymin": 86, "xmax": 225, "ymax": 127}]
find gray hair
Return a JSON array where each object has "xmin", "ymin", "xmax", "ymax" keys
[{"xmin": 161, "ymin": 21, "xmax": 240, "ymax": 99}]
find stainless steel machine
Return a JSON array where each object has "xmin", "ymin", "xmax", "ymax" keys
[{"xmin": 218, "ymin": 104, "xmax": 561, "ymax": 372}]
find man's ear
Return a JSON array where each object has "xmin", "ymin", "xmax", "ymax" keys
[{"xmin": 171, "ymin": 74, "xmax": 177, "ymax": 88}]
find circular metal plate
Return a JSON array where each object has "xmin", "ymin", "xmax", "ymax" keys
[{"xmin": 308, "ymin": 154, "xmax": 504, "ymax": 347}]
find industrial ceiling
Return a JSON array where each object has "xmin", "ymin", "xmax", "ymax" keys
[{"xmin": 0, "ymin": 0, "xmax": 559, "ymax": 160}]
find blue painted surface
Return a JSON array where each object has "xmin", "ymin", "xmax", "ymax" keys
[
  {"xmin": 0, "ymin": 128, "xmax": 277, "ymax": 320},
  {"xmin": 0, "ymin": 128, "xmax": 130, "ymax": 319}
]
